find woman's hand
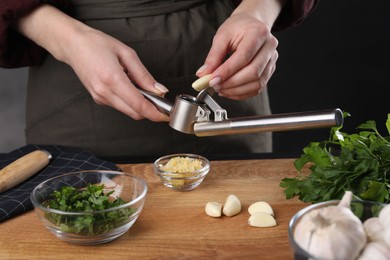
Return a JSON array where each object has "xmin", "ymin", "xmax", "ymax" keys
[
  {"xmin": 16, "ymin": 5, "xmax": 169, "ymax": 122},
  {"xmin": 62, "ymin": 27, "xmax": 170, "ymax": 122},
  {"xmin": 196, "ymin": 0, "xmax": 285, "ymax": 100}
]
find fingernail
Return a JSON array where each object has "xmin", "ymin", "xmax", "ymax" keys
[
  {"xmin": 196, "ymin": 64, "xmax": 207, "ymax": 75},
  {"xmin": 154, "ymin": 82, "xmax": 169, "ymax": 93},
  {"xmin": 213, "ymin": 85, "xmax": 221, "ymax": 92},
  {"xmin": 209, "ymin": 77, "xmax": 222, "ymax": 87}
]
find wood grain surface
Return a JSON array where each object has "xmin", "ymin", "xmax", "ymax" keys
[{"xmin": 0, "ymin": 159, "xmax": 309, "ymax": 259}]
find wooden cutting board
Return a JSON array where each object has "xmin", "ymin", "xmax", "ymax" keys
[{"xmin": 0, "ymin": 159, "xmax": 308, "ymax": 259}]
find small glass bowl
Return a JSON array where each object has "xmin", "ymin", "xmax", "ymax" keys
[
  {"xmin": 153, "ymin": 154, "xmax": 210, "ymax": 191},
  {"xmin": 30, "ymin": 170, "xmax": 147, "ymax": 245},
  {"xmin": 288, "ymin": 199, "xmax": 387, "ymax": 260}
]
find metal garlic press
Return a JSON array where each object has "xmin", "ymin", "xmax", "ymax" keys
[{"xmin": 139, "ymin": 88, "xmax": 343, "ymax": 136}]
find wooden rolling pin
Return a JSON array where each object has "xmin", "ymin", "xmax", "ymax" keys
[{"xmin": 0, "ymin": 150, "xmax": 52, "ymax": 193}]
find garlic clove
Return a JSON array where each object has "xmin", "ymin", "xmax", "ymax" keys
[
  {"xmin": 192, "ymin": 74, "xmax": 212, "ymax": 92},
  {"xmin": 222, "ymin": 194, "xmax": 241, "ymax": 217},
  {"xmin": 363, "ymin": 217, "xmax": 384, "ymax": 242},
  {"xmin": 248, "ymin": 201, "xmax": 274, "ymax": 216},
  {"xmin": 248, "ymin": 212, "xmax": 277, "ymax": 227},
  {"xmin": 205, "ymin": 202, "xmax": 222, "ymax": 218},
  {"xmin": 358, "ymin": 242, "xmax": 390, "ymax": 260}
]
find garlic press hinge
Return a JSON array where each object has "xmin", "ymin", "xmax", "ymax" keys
[{"xmin": 195, "ymin": 88, "xmax": 228, "ymax": 122}]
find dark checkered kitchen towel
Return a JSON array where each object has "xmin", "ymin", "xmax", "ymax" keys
[{"xmin": 0, "ymin": 145, "xmax": 120, "ymax": 222}]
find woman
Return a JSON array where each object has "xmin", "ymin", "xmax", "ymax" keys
[{"xmin": 0, "ymin": 0, "xmax": 317, "ymax": 157}]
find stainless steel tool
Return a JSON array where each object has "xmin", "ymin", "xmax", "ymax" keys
[{"xmin": 140, "ymin": 88, "xmax": 343, "ymax": 136}]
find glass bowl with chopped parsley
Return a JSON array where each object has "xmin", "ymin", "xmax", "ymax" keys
[
  {"xmin": 30, "ymin": 170, "xmax": 147, "ymax": 245},
  {"xmin": 153, "ymin": 153, "xmax": 210, "ymax": 191}
]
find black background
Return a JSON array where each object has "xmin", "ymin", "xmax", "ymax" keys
[{"xmin": 269, "ymin": 0, "xmax": 389, "ymax": 154}]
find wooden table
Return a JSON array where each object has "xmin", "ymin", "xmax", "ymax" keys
[{"xmin": 0, "ymin": 159, "xmax": 309, "ymax": 259}]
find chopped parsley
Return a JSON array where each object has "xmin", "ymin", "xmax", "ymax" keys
[{"xmin": 44, "ymin": 183, "xmax": 135, "ymax": 235}]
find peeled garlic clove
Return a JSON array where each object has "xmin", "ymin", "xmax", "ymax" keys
[
  {"xmin": 222, "ymin": 194, "xmax": 241, "ymax": 217},
  {"xmin": 205, "ymin": 202, "xmax": 222, "ymax": 218},
  {"xmin": 248, "ymin": 201, "xmax": 274, "ymax": 216},
  {"xmin": 358, "ymin": 242, "xmax": 390, "ymax": 260},
  {"xmin": 363, "ymin": 217, "xmax": 384, "ymax": 242},
  {"xmin": 192, "ymin": 74, "xmax": 211, "ymax": 92},
  {"xmin": 379, "ymin": 204, "xmax": 390, "ymax": 228},
  {"xmin": 248, "ymin": 212, "xmax": 277, "ymax": 227}
]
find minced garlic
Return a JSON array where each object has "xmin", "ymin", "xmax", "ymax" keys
[
  {"xmin": 161, "ymin": 157, "xmax": 203, "ymax": 173},
  {"xmin": 159, "ymin": 156, "xmax": 205, "ymax": 190}
]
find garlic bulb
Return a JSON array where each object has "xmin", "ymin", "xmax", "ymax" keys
[
  {"xmin": 363, "ymin": 217, "xmax": 384, "ymax": 242},
  {"xmin": 293, "ymin": 191, "xmax": 367, "ymax": 260},
  {"xmin": 362, "ymin": 205, "xmax": 390, "ymax": 249},
  {"xmin": 374, "ymin": 203, "xmax": 390, "ymax": 247},
  {"xmin": 358, "ymin": 242, "xmax": 390, "ymax": 260},
  {"xmin": 383, "ymin": 227, "xmax": 390, "ymax": 248},
  {"xmin": 379, "ymin": 204, "xmax": 390, "ymax": 228}
]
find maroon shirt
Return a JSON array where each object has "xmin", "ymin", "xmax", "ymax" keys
[{"xmin": 0, "ymin": 0, "xmax": 318, "ymax": 68}]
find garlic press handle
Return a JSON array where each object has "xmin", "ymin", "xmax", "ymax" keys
[
  {"xmin": 194, "ymin": 108, "xmax": 343, "ymax": 136},
  {"xmin": 138, "ymin": 88, "xmax": 173, "ymax": 115}
]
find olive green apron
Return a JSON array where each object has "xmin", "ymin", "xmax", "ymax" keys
[{"xmin": 26, "ymin": 0, "xmax": 272, "ymax": 157}]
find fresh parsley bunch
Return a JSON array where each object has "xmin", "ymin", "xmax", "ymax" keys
[
  {"xmin": 44, "ymin": 183, "xmax": 135, "ymax": 235},
  {"xmin": 280, "ymin": 113, "xmax": 390, "ymax": 204}
]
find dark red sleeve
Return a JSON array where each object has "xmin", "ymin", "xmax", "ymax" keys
[
  {"xmin": 0, "ymin": 0, "xmax": 71, "ymax": 68},
  {"xmin": 233, "ymin": 0, "xmax": 319, "ymax": 31},
  {"xmin": 272, "ymin": 0, "xmax": 319, "ymax": 31}
]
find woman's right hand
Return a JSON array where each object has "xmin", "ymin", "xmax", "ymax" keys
[{"xmin": 16, "ymin": 4, "xmax": 169, "ymax": 122}]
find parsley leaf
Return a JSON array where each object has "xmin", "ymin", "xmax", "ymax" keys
[{"xmin": 280, "ymin": 112, "xmax": 390, "ymax": 204}]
